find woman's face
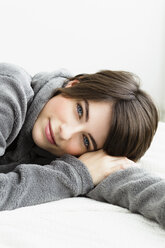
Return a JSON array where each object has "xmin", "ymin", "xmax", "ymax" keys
[{"xmin": 32, "ymin": 80, "xmax": 113, "ymax": 156}]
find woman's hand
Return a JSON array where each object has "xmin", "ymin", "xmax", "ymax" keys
[{"xmin": 78, "ymin": 149, "xmax": 135, "ymax": 185}]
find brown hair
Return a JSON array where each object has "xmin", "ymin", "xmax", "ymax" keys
[{"xmin": 55, "ymin": 70, "xmax": 159, "ymax": 162}]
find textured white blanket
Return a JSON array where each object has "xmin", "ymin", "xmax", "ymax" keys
[{"xmin": 0, "ymin": 197, "xmax": 165, "ymax": 248}]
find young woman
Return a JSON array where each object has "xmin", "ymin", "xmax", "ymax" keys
[{"xmin": 0, "ymin": 63, "xmax": 164, "ymax": 229}]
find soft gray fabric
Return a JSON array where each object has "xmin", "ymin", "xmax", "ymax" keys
[
  {"xmin": 0, "ymin": 63, "xmax": 165, "ymax": 229},
  {"xmin": 87, "ymin": 167, "xmax": 165, "ymax": 229}
]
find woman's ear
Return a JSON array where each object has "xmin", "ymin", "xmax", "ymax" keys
[{"xmin": 65, "ymin": 79, "xmax": 79, "ymax": 88}]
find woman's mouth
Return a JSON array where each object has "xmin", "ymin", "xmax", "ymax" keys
[{"xmin": 45, "ymin": 121, "xmax": 57, "ymax": 146}]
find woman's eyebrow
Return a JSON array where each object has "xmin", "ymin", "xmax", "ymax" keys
[{"xmin": 84, "ymin": 99, "xmax": 98, "ymax": 150}]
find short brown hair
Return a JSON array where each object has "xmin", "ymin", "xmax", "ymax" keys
[{"xmin": 55, "ymin": 70, "xmax": 159, "ymax": 161}]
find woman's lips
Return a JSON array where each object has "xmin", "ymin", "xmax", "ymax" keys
[{"xmin": 45, "ymin": 121, "xmax": 57, "ymax": 145}]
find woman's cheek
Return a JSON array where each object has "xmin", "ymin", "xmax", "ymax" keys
[{"xmin": 64, "ymin": 141, "xmax": 82, "ymax": 155}]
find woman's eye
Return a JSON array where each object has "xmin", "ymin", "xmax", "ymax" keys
[
  {"xmin": 83, "ymin": 135, "xmax": 89, "ymax": 150},
  {"xmin": 77, "ymin": 103, "xmax": 83, "ymax": 118},
  {"xmin": 76, "ymin": 103, "xmax": 89, "ymax": 150}
]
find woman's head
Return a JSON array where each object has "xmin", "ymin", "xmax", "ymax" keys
[
  {"xmin": 55, "ymin": 70, "xmax": 159, "ymax": 161},
  {"xmin": 32, "ymin": 92, "xmax": 112, "ymax": 157}
]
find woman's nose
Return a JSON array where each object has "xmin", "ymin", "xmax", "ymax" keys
[{"xmin": 59, "ymin": 123, "xmax": 83, "ymax": 140}]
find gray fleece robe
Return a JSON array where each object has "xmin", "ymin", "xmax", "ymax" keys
[{"xmin": 0, "ymin": 63, "xmax": 165, "ymax": 229}]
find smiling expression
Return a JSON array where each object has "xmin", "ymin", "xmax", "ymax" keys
[{"xmin": 32, "ymin": 81, "xmax": 113, "ymax": 157}]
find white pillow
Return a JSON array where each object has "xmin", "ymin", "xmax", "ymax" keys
[{"xmin": 138, "ymin": 121, "xmax": 165, "ymax": 178}]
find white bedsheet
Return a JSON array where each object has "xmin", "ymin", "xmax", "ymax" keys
[
  {"xmin": 138, "ymin": 121, "xmax": 165, "ymax": 178},
  {"xmin": 0, "ymin": 122, "xmax": 165, "ymax": 248},
  {"xmin": 0, "ymin": 197, "xmax": 165, "ymax": 248}
]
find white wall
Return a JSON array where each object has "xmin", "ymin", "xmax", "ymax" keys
[
  {"xmin": 161, "ymin": 12, "xmax": 165, "ymax": 121},
  {"xmin": 0, "ymin": 0, "xmax": 164, "ymax": 120}
]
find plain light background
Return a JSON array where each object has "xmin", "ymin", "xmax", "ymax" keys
[{"xmin": 0, "ymin": 0, "xmax": 164, "ymax": 120}]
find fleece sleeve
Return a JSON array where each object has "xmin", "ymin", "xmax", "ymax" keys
[
  {"xmin": 86, "ymin": 166, "xmax": 165, "ymax": 229},
  {"xmin": 0, "ymin": 63, "xmax": 33, "ymax": 156},
  {"xmin": 0, "ymin": 154, "xmax": 94, "ymax": 211}
]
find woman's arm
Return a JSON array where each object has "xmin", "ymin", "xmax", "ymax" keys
[
  {"xmin": 0, "ymin": 63, "xmax": 33, "ymax": 156},
  {"xmin": 82, "ymin": 152, "xmax": 165, "ymax": 229},
  {"xmin": 78, "ymin": 150, "xmax": 165, "ymax": 228},
  {"xmin": 0, "ymin": 154, "xmax": 94, "ymax": 210}
]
